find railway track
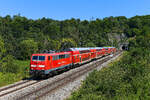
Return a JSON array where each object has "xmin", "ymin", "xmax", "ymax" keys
[
  {"xmin": 0, "ymin": 79, "xmax": 41, "ymax": 97},
  {"xmin": 17, "ymin": 51, "xmax": 121, "ymax": 100},
  {"xmin": 0, "ymin": 80, "xmax": 30, "ymax": 93}
]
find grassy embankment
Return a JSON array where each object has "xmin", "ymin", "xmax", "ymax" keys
[
  {"xmin": 68, "ymin": 47, "xmax": 150, "ymax": 99},
  {"xmin": 0, "ymin": 60, "xmax": 30, "ymax": 87}
]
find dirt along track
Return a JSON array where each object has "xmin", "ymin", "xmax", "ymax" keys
[{"xmin": 0, "ymin": 51, "xmax": 122, "ymax": 100}]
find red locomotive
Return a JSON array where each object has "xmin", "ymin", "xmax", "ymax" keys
[{"xmin": 30, "ymin": 47, "xmax": 116, "ymax": 77}]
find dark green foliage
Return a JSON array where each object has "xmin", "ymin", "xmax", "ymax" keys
[
  {"xmin": 60, "ymin": 38, "xmax": 77, "ymax": 51},
  {"xmin": 0, "ymin": 15, "xmax": 129, "ymax": 60},
  {"xmin": 0, "ymin": 36, "xmax": 6, "ymax": 59},
  {"xmin": 19, "ymin": 39, "xmax": 38, "ymax": 60}
]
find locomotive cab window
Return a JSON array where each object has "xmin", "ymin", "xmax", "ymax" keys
[
  {"xmin": 39, "ymin": 56, "xmax": 45, "ymax": 61},
  {"xmin": 32, "ymin": 56, "xmax": 45, "ymax": 61},
  {"xmin": 32, "ymin": 56, "xmax": 38, "ymax": 61}
]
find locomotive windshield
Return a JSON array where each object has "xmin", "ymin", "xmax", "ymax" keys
[
  {"xmin": 32, "ymin": 56, "xmax": 38, "ymax": 61},
  {"xmin": 32, "ymin": 56, "xmax": 45, "ymax": 61},
  {"xmin": 39, "ymin": 56, "xmax": 45, "ymax": 61}
]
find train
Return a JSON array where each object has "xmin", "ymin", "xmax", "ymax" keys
[{"xmin": 29, "ymin": 47, "xmax": 116, "ymax": 77}]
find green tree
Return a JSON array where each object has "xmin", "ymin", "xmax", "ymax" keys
[
  {"xmin": 19, "ymin": 39, "xmax": 38, "ymax": 60},
  {"xmin": 60, "ymin": 38, "xmax": 77, "ymax": 51},
  {"xmin": 0, "ymin": 36, "xmax": 5, "ymax": 59},
  {"xmin": 0, "ymin": 36, "xmax": 6, "ymax": 72},
  {"xmin": 1, "ymin": 55, "xmax": 19, "ymax": 73}
]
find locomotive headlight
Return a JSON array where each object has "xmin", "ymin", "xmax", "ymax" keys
[
  {"xmin": 39, "ymin": 65, "xmax": 45, "ymax": 67},
  {"xmin": 31, "ymin": 65, "xmax": 36, "ymax": 67}
]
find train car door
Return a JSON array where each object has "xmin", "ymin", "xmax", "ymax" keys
[
  {"xmin": 47, "ymin": 56, "xmax": 51, "ymax": 69},
  {"xmin": 80, "ymin": 55, "xmax": 82, "ymax": 63}
]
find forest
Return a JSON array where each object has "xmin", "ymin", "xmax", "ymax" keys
[{"xmin": 0, "ymin": 15, "xmax": 150, "ymax": 87}]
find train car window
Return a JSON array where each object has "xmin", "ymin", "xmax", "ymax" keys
[
  {"xmin": 48, "ymin": 56, "xmax": 50, "ymax": 60},
  {"xmin": 65, "ymin": 54, "xmax": 70, "ymax": 58},
  {"xmin": 53, "ymin": 56, "xmax": 55, "ymax": 60},
  {"xmin": 59, "ymin": 55, "xmax": 65, "ymax": 59},
  {"xmin": 39, "ymin": 56, "xmax": 45, "ymax": 61},
  {"xmin": 79, "ymin": 50, "xmax": 90, "ymax": 54},
  {"xmin": 53, "ymin": 56, "xmax": 58, "ymax": 60},
  {"xmin": 97, "ymin": 49, "xmax": 102, "ymax": 51},
  {"xmin": 59, "ymin": 55, "xmax": 62, "ymax": 59},
  {"xmin": 65, "ymin": 54, "xmax": 67, "ymax": 58},
  {"xmin": 55, "ymin": 55, "xmax": 58, "ymax": 60},
  {"xmin": 63, "ymin": 55, "xmax": 65, "ymax": 58},
  {"xmin": 53, "ymin": 55, "xmax": 67, "ymax": 60}
]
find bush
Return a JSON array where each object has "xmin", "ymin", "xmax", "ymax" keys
[
  {"xmin": 1, "ymin": 55, "xmax": 19, "ymax": 73},
  {"xmin": 0, "ymin": 59, "xmax": 30, "ymax": 87},
  {"xmin": 68, "ymin": 35, "xmax": 150, "ymax": 100}
]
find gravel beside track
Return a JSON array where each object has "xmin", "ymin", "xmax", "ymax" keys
[{"xmin": 0, "ymin": 52, "xmax": 122, "ymax": 100}]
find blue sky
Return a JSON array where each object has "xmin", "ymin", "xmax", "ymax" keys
[{"xmin": 0, "ymin": 0, "xmax": 150, "ymax": 20}]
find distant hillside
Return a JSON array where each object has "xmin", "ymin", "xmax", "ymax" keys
[{"xmin": 0, "ymin": 15, "xmax": 131, "ymax": 60}]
